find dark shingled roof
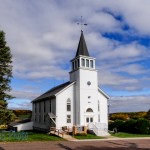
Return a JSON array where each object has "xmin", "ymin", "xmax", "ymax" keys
[
  {"xmin": 75, "ymin": 31, "xmax": 90, "ymax": 57},
  {"xmin": 9, "ymin": 119, "xmax": 31, "ymax": 126},
  {"xmin": 32, "ymin": 81, "xmax": 73, "ymax": 102}
]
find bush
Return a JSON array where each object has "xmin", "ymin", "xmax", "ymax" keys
[
  {"xmin": 109, "ymin": 119, "xmax": 150, "ymax": 134},
  {"xmin": 124, "ymin": 119, "xmax": 137, "ymax": 133},
  {"xmin": 109, "ymin": 120, "xmax": 125, "ymax": 132},
  {"xmin": 135, "ymin": 118, "xmax": 150, "ymax": 134}
]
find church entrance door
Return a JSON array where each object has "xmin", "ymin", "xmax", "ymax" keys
[{"xmin": 86, "ymin": 116, "xmax": 93, "ymax": 124}]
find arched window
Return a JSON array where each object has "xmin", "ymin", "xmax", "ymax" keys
[
  {"xmin": 86, "ymin": 108, "xmax": 93, "ymax": 112},
  {"xmin": 67, "ymin": 99, "xmax": 71, "ymax": 111}
]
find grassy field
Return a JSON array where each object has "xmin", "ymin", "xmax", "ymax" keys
[
  {"xmin": 0, "ymin": 131, "xmax": 64, "ymax": 142},
  {"xmin": 74, "ymin": 133, "xmax": 105, "ymax": 140},
  {"xmin": 111, "ymin": 132, "xmax": 150, "ymax": 138},
  {"xmin": 17, "ymin": 114, "xmax": 31, "ymax": 120}
]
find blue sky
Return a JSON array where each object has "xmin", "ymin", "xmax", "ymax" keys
[{"xmin": 0, "ymin": 0, "xmax": 150, "ymax": 113}]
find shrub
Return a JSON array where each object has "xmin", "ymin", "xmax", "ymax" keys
[
  {"xmin": 124, "ymin": 119, "xmax": 137, "ymax": 133},
  {"xmin": 109, "ymin": 120, "xmax": 125, "ymax": 132},
  {"xmin": 135, "ymin": 118, "xmax": 150, "ymax": 134}
]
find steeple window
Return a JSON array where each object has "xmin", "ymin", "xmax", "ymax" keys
[
  {"xmin": 77, "ymin": 59, "xmax": 80, "ymax": 67},
  {"xmin": 90, "ymin": 60, "xmax": 94, "ymax": 68},
  {"xmin": 72, "ymin": 62, "xmax": 74, "ymax": 70},
  {"xmin": 86, "ymin": 59, "xmax": 89, "ymax": 67},
  {"xmin": 75, "ymin": 61, "xmax": 77, "ymax": 69},
  {"xmin": 81, "ymin": 58, "xmax": 85, "ymax": 67}
]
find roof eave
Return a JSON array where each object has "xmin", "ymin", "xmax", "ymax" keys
[
  {"xmin": 98, "ymin": 87, "xmax": 110, "ymax": 99},
  {"xmin": 55, "ymin": 81, "xmax": 76, "ymax": 96}
]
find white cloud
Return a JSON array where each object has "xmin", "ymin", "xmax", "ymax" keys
[
  {"xmin": 110, "ymin": 95, "xmax": 150, "ymax": 113},
  {"xmin": 0, "ymin": 0, "xmax": 150, "ymax": 111}
]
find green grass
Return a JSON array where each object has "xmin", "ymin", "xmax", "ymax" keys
[
  {"xmin": 0, "ymin": 131, "xmax": 64, "ymax": 142},
  {"xmin": 17, "ymin": 114, "xmax": 30, "ymax": 120},
  {"xmin": 74, "ymin": 133, "xmax": 105, "ymax": 140},
  {"xmin": 111, "ymin": 132, "xmax": 150, "ymax": 138}
]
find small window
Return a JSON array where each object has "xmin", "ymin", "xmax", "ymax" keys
[
  {"xmin": 75, "ymin": 61, "xmax": 77, "ymax": 69},
  {"xmin": 67, "ymin": 99, "xmax": 71, "ymax": 111},
  {"xmin": 90, "ymin": 60, "xmax": 94, "ymax": 68},
  {"xmin": 44, "ymin": 101, "xmax": 46, "ymax": 112},
  {"xmin": 34, "ymin": 103, "xmax": 36, "ymax": 113},
  {"xmin": 39, "ymin": 115, "xmax": 41, "ymax": 122},
  {"xmin": 90, "ymin": 117, "xmax": 93, "ymax": 122},
  {"xmin": 35, "ymin": 115, "xmax": 36, "ymax": 122},
  {"xmin": 86, "ymin": 117, "xmax": 89, "ymax": 123},
  {"xmin": 98, "ymin": 114, "xmax": 100, "ymax": 122},
  {"xmin": 72, "ymin": 62, "xmax": 74, "ymax": 70},
  {"xmin": 81, "ymin": 58, "xmax": 85, "ymax": 67},
  {"xmin": 98, "ymin": 100, "xmax": 100, "ymax": 112},
  {"xmin": 39, "ymin": 102, "xmax": 41, "ymax": 113},
  {"xmin": 86, "ymin": 59, "xmax": 89, "ymax": 67},
  {"xmin": 50, "ymin": 100, "xmax": 52, "ymax": 113},
  {"xmin": 86, "ymin": 108, "xmax": 93, "ymax": 112},
  {"xmin": 44, "ymin": 115, "xmax": 46, "ymax": 123},
  {"xmin": 67, "ymin": 115, "xmax": 71, "ymax": 123}
]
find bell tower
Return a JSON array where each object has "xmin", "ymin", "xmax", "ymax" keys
[{"xmin": 70, "ymin": 31, "xmax": 99, "ymax": 125}]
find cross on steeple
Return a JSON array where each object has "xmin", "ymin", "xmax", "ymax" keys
[{"xmin": 77, "ymin": 16, "xmax": 87, "ymax": 32}]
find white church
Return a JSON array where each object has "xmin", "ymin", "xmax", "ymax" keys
[{"xmin": 32, "ymin": 31, "xmax": 109, "ymax": 136}]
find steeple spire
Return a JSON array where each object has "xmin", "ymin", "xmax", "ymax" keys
[{"xmin": 75, "ymin": 31, "xmax": 90, "ymax": 57}]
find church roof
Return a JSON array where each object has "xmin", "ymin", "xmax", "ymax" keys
[
  {"xmin": 75, "ymin": 31, "xmax": 90, "ymax": 57},
  {"xmin": 32, "ymin": 81, "xmax": 73, "ymax": 102}
]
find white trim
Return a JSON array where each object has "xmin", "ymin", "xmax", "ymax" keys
[
  {"xmin": 55, "ymin": 82, "xmax": 76, "ymax": 96},
  {"xmin": 98, "ymin": 87, "xmax": 110, "ymax": 99},
  {"xmin": 71, "ymin": 55, "xmax": 96, "ymax": 62}
]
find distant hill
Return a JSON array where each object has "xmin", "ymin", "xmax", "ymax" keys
[
  {"xmin": 12, "ymin": 110, "xmax": 32, "ymax": 120},
  {"xmin": 109, "ymin": 111, "xmax": 150, "ymax": 121}
]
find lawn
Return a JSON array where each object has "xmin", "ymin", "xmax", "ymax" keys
[
  {"xmin": 111, "ymin": 132, "xmax": 150, "ymax": 138},
  {"xmin": 74, "ymin": 133, "xmax": 105, "ymax": 140},
  {"xmin": 0, "ymin": 131, "xmax": 64, "ymax": 142},
  {"xmin": 17, "ymin": 114, "xmax": 31, "ymax": 120}
]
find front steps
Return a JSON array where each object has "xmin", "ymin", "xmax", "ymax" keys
[{"xmin": 88, "ymin": 123, "xmax": 110, "ymax": 136}]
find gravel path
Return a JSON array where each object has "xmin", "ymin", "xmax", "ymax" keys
[{"xmin": 0, "ymin": 138, "xmax": 150, "ymax": 150}]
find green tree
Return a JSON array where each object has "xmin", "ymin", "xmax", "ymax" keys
[{"xmin": 0, "ymin": 30, "xmax": 16, "ymax": 125}]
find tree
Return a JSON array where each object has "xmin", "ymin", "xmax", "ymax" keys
[{"xmin": 0, "ymin": 30, "xmax": 16, "ymax": 125}]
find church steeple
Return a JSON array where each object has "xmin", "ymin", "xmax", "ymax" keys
[
  {"xmin": 70, "ymin": 31, "xmax": 96, "ymax": 72},
  {"xmin": 75, "ymin": 31, "xmax": 90, "ymax": 57}
]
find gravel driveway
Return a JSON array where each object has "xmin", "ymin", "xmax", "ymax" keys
[{"xmin": 0, "ymin": 139, "xmax": 150, "ymax": 150}]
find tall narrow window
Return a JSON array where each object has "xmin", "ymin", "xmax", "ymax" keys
[
  {"xmin": 98, "ymin": 114, "xmax": 100, "ymax": 122},
  {"xmin": 81, "ymin": 58, "xmax": 85, "ymax": 67},
  {"xmin": 86, "ymin": 59, "xmax": 89, "ymax": 67},
  {"xmin": 90, "ymin": 117, "xmax": 93, "ymax": 122},
  {"xmin": 35, "ymin": 115, "xmax": 36, "ymax": 122},
  {"xmin": 34, "ymin": 103, "xmax": 36, "ymax": 113},
  {"xmin": 44, "ymin": 115, "xmax": 46, "ymax": 123},
  {"xmin": 50, "ymin": 100, "xmax": 52, "ymax": 113},
  {"xmin": 44, "ymin": 101, "xmax": 46, "ymax": 113},
  {"xmin": 67, "ymin": 115, "xmax": 71, "ymax": 123},
  {"xmin": 98, "ymin": 100, "xmax": 100, "ymax": 112},
  {"xmin": 90, "ymin": 60, "xmax": 93, "ymax": 68},
  {"xmin": 39, "ymin": 115, "xmax": 41, "ymax": 122},
  {"xmin": 67, "ymin": 99, "xmax": 71, "ymax": 111},
  {"xmin": 39, "ymin": 102, "xmax": 41, "ymax": 113}
]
